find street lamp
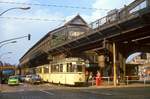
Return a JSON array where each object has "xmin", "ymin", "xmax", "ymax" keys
[
  {"xmin": 0, "ymin": 7, "xmax": 31, "ymax": 16},
  {"xmin": 0, "ymin": 41, "xmax": 17, "ymax": 48}
]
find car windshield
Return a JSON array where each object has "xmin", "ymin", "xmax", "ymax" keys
[
  {"xmin": 32, "ymin": 75, "xmax": 41, "ymax": 80},
  {"xmin": 32, "ymin": 75, "xmax": 40, "ymax": 79},
  {"xmin": 9, "ymin": 76, "xmax": 18, "ymax": 79}
]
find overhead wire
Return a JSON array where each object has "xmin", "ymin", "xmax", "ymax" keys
[
  {"xmin": 0, "ymin": 1, "xmax": 111, "ymax": 22},
  {"xmin": 0, "ymin": 16, "xmax": 65, "ymax": 22},
  {"xmin": 0, "ymin": 1, "xmax": 110, "ymax": 11}
]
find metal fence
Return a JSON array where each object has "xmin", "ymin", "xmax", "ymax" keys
[{"xmin": 90, "ymin": 75, "xmax": 150, "ymax": 86}]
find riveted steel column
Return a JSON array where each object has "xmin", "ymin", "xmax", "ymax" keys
[
  {"xmin": 113, "ymin": 42, "xmax": 117, "ymax": 86},
  {"xmin": 146, "ymin": 0, "xmax": 150, "ymax": 7}
]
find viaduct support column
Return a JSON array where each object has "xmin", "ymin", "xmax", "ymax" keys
[
  {"xmin": 118, "ymin": 50, "xmax": 126, "ymax": 81},
  {"xmin": 113, "ymin": 42, "xmax": 117, "ymax": 86},
  {"xmin": 146, "ymin": 0, "xmax": 150, "ymax": 7},
  {"xmin": 98, "ymin": 54, "xmax": 105, "ymax": 75}
]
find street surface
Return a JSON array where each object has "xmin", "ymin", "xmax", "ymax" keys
[{"xmin": 0, "ymin": 83, "xmax": 150, "ymax": 99}]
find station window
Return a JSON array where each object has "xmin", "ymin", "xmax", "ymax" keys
[{"xmin": 69, "ymin": 31, "xmax": 84, "ymax": 37}]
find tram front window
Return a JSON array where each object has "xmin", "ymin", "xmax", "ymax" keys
[
  {"xmin": 67, "ymin": 63, "xmax": 84, "ymax": 72},
  {"xmin": 75, "ymin": 65, "xmax": 84, "ymax": 72}
]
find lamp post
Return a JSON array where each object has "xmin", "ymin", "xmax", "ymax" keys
[
  {"xmin": 0, "ymin": 41, "xmax": 17, "ymax": 48},
  {"xmin": 0, "ymin": 7, "xmax": 31, "ymax": 45},
  {"xmin": 0, "ymin": 7, "xmax": 30, "ymax": 16}
]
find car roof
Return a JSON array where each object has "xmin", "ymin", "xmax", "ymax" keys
[{"xmin": 9, "ymin": 76, "xmax": 18, "ymax": 78}]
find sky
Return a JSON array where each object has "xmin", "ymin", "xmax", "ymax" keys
[{"xmin": 0, "ymin": 0, "xmax": 135, "ymax": 65}]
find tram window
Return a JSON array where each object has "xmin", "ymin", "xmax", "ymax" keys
[
  {"xmin": 67, "ymin": 63, "xmax": 74, "ymax": 72},
  {"xmin": 43, "ymin": 66, "xmax": 49, "ymax": 74},
  {"xmin": 67, "ymin": 63, "xmax": 70, "ymax": 72},
  {"xmin": 56, "ymin": 65, "xmax": 59, "ymax": 72},
  {"xmin": 76, "ymin": 65, "xmax": 83, "ymax": 72},
  {"xmin": 51, "ymin": 65, "xmax": 59, "ymax": 72},
  {"xmin": 51, "ymin": 65, "xmax": 54, "ymax": 72},
  {"xmin": 36, "ymin": 68, "xmax": 42, "ymax": 73},
  {"xmin": 60, "ymin": 64, "xmax": 63, "ymax": 72}
]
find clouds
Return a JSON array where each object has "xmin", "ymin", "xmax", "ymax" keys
[
  {"xmin": 0, "ymin": 0, "xmax": 66, "ymax": 64},
  {"xmin": 90, "ymin": 0, "xmax": 135, "ymax": 21}
]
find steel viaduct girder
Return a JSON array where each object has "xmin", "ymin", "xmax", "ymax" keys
[
  {"xmin": 47, "ymin": 7, "xmax": 150, "ymax": 55},
  {"xmin": 27, "ymin": 7, "xmax": 150, "ymax": 67},
  {"xmin": 20, "ymin": 0, "xmax": 150, "ymax": 68},
  {"xmin": 118, "ymin": 42, "xmax": 150, "ymax": 59}
]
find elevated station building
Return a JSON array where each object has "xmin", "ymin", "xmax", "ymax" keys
[{"xmin": 19, "ymin": 15, "xmax": 93, "ymax": 75}]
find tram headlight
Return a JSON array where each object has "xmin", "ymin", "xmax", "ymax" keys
[
  {"xmin": 82, "ymin": 62, "xmax": 85, "ymax": 65},
  {"xmin": 79, "ymin": 78, "xmax": 82, "ymax": 81}
]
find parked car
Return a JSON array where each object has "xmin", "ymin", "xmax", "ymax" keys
[
  {"xmin": 19, "ymin": 75, "xmax": 26, "ymax": 82},
  {"xmin": 8, "ymin": 76, "xmax": 19, "ymax": 86},
  {"xmin": 25, "ymin": 75, "xmax": 32, "ymax": 82},
  {"xmin": 29, "ymin": 75, "xmax": 42, "ymax": 84}
]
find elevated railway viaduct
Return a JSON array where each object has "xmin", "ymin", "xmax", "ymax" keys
[{"xmin": 20, "ymin": 0, "xmax": 150, "ymax": 85}]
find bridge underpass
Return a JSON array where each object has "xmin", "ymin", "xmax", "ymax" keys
[{"xmin": 19, "ymin": 0, "xmax": 150, "ymax": 86}]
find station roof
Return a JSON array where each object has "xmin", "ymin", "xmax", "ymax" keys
[{"xmin": 20, "ymin": 15, "xmax": 89, "ymax": 63}]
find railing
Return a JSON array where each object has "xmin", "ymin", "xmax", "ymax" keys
[
  {"xmin": 51, "ymin": 0, "xmax": 149, "ymax": 49},
  {"xmin": 125, "ymin": 75, "xmax": 150, "ymax": 85},
  {"xmin": 50, "ymin": 0, "xmax": 149, "ymax": 50},
  {"xmin": 21, "ymin": 0, "xmax": 150, "ymax": 64},
  {"xmin": 90, "ymin": 75, "xmax": 150, "ymax": 86},
  {"xmin": 125, "ymin": 76, "xmax": 139, "ymax": 85},
  {"xmin": 89, "ymin": 0, "xmax": 148, "ymax": 31}
]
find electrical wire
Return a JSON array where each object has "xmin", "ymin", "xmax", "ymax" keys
[
  {"xmin": 0, "ymin": 1, "xmax": 110, "ymax": 11},
  {"xmin": 0, "ymin": 16, "xmax": 65, "ymax": 22}
]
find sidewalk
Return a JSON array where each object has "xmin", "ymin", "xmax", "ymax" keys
[{"xmin": 86, "ymin": 81, "xmax": 150, "ymax": 89}]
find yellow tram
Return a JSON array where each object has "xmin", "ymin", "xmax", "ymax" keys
[{"xmin": 36, "ymin": 57, "xmax": 86, "ymax": 85}]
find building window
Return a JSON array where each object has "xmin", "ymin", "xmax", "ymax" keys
[{"xmin": 69, "ymin": 31, "xmax": 84, "ymax": 37}]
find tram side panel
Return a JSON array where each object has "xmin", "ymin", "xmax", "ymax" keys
[
  {"xmin": 36, "ymin": 58, "xmax": 86, "ymax": 85},
  {"xmin": 65, "ymin": 73, "xmax": 85, "ymax": 85},
  {"xmin": 42, "ymin": 65, "xmax": 50, "ymax": 82}
]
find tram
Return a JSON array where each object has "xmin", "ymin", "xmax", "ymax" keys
[{"xmin": 36, "ymin": 57, "xmax": 86, "ymax": 85}]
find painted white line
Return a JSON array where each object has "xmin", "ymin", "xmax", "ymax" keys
[
  {"xmin": 101, "ymin": 92, "xmax": 113, "ymax": 96},
  {"xmin": 40, "ymin": 90, "xmax": 54, "ymax": 96},
  {"xmin": 82, "ymin": 90, "xmax": 113, "ymax": 96}
]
